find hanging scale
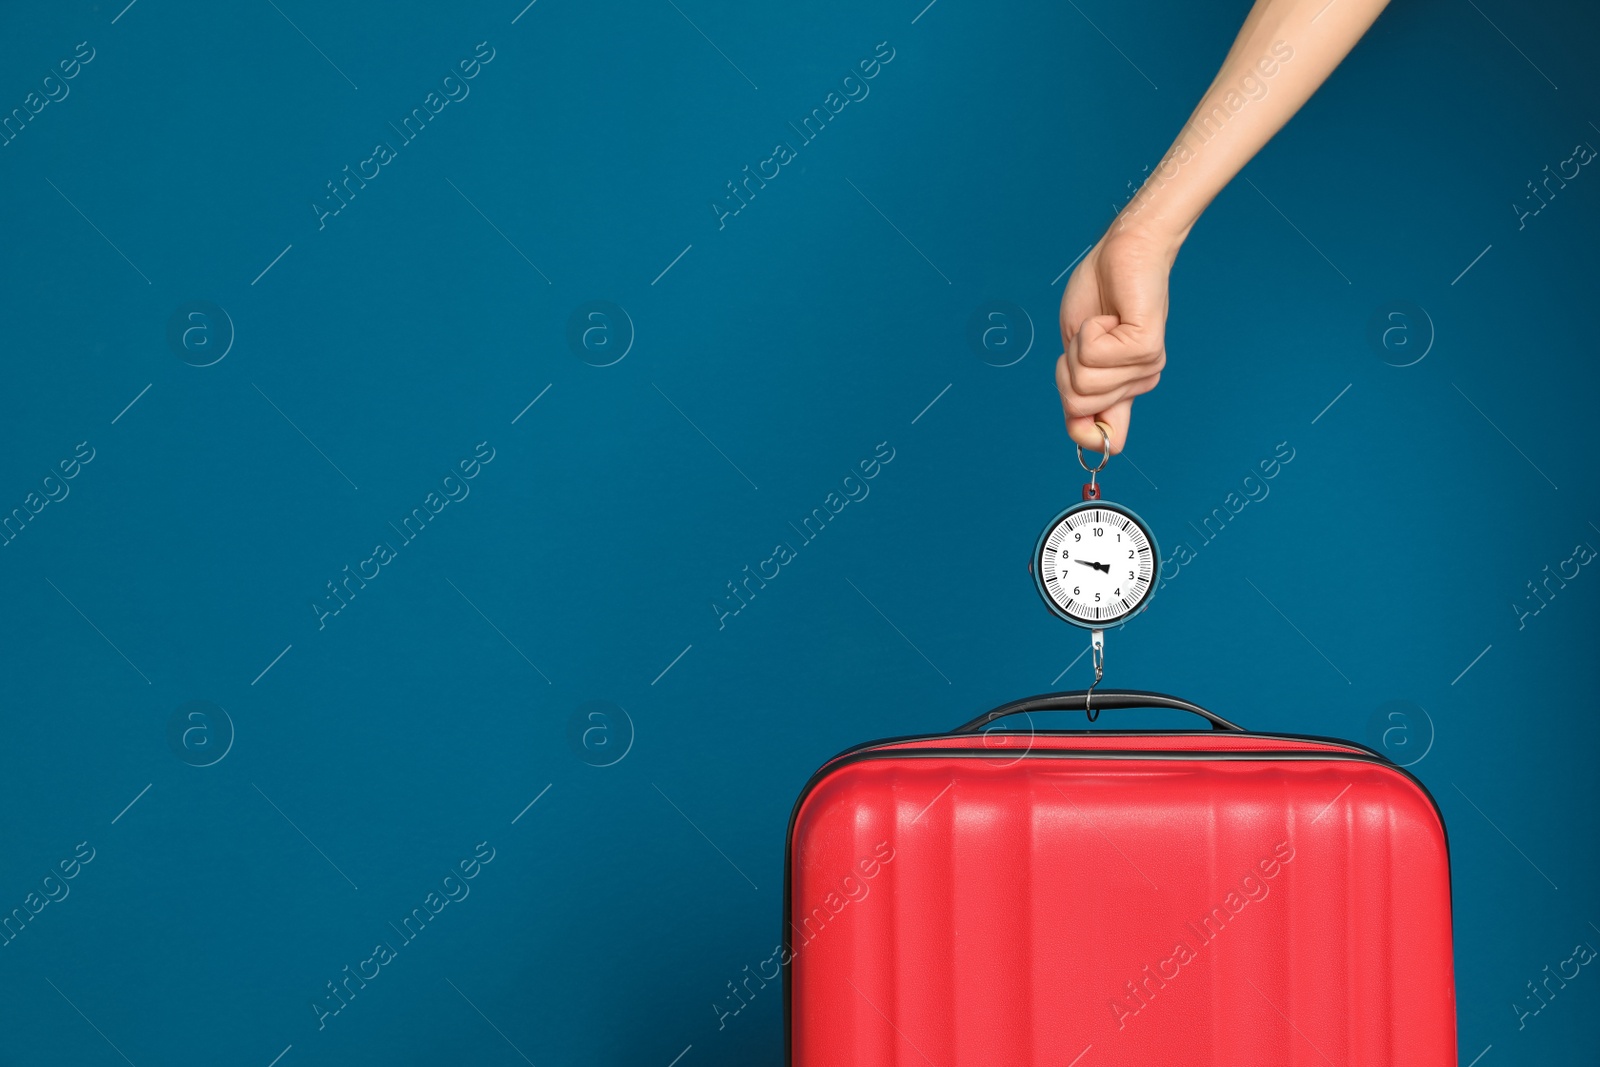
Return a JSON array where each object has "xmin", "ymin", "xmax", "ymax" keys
[{"xmin": 1029, "ymin": 422, "xmax": 1161, "ymax": 720}]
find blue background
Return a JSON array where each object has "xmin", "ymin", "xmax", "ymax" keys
[{"xmin": 1, "ymin": 0, "xmax": 1596, "ymax": 1063}]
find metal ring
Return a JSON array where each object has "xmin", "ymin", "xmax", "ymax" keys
[{"xmin": 1076, "ymin": 421, "xmax": 1112, "ymax": 474}]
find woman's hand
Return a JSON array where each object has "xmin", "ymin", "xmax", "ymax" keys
[{"xmin": 1056, "ymin": 222, "xmax": 1184, "ymax": 455}]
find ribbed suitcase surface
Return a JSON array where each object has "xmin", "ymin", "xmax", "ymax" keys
[{"xmin": 785, "ymin": 694, "xmax": 1456, "ymax": 1066}]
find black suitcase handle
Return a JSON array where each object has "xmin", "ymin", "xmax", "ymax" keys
[{"xmin": 954, "ymin": 689, "xmax": 1245, "ymax": 733}]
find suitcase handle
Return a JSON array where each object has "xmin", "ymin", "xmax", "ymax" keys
[{"xmin": 953, "ymin": 689, "xmax": 1245, "ymax": 733}]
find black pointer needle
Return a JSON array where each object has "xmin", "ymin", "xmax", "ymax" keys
[{"xmin": 1075, "ymin": 560, "xmax": 1111, "ymax": 574}]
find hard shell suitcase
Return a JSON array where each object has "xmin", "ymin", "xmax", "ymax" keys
[{"xmin": 785, "ymin": 690, "xmax": 1456, "ymax": 1066}]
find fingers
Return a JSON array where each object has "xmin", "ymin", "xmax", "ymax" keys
[
  {"xmin": 1063, "ymin": 347, "xmax": 1166, "ymax": 398},
  {"xmin": 1056, "ymin": 349, "xmax": 1160, "ymax": 421},
  {"xmin": 1060, "ymin": 316, "xmax": 1164, "ymax": 400},
  {"xmin": 1065, "ymin": 398, "xmax": 1134, "ymax": 455}
]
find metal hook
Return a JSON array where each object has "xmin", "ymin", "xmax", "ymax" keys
[{"xmin": 1086, "ymin": 629, "xmax": 1105, "ymax": 722}]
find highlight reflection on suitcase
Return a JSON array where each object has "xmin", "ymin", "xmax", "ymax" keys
[{"xmin": 785, "ymin": 691, "xmax": 1456, "ymax": 1066}]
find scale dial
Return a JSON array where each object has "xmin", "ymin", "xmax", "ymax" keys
[{"xmin": 1032, "ymin": 502, "xmax": 1159, "ymax": 629}]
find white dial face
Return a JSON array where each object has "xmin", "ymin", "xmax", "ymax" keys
[{"xmin": 1037, "ymin": 507, "xmax": 1155, "ymax": 624}]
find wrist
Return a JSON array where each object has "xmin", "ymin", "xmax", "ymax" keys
[
  {"xmin": 1105, "ymin": 210, "xmax": 1191, "ymax": 263},
  {"xmin": 1108, "ymin": 139, "xmax": 1214, "ymax": 254}
]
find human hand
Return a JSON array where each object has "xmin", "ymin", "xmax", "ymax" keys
[{"xmin": 1056, "ymin": 223, "xmax": 1182, "ymax": 455}]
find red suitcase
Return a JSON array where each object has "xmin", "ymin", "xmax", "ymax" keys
[{"xmin": 785, "ymin": 690, "xmax": 1456, "ymax": 1066}]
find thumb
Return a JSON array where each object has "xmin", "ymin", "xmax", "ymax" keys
[
  {"xmin": 1078, "ymin": 311, "xmax": 1159, "ymax": 369},
  {"xmin": 1072, "ymin": 314, "xmax": 1116, "ymax": 350},
  {"xmin": 1066, "ymin": 397, "xmax": 1134, "ymax": 455}
]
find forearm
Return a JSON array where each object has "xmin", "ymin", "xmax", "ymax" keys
[{"xmin": 1118, "ymin": 0, "xmax": 1391, "ymax": 242}]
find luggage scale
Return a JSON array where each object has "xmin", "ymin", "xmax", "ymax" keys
[{"xmin": 1029, "ymin": 421, "xmax": 1159, "ymax": 719}]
